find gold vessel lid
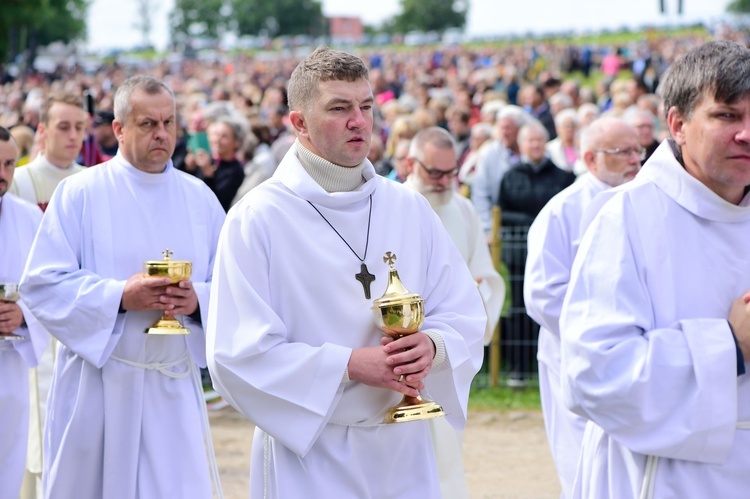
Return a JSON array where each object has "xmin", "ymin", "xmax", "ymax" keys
[
  {"xmin": 144, "ymin": 250, "xmax": 192, "ymax": 283},
  {"xmin": 372, "ymin": 252, "xmax": 423, "ymax": 308},
  {"xmin": 144, "ymin": 249, "xmax": 191, "ymax": 267}
]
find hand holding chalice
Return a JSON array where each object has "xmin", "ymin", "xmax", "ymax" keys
[
  {"xmin": 143, "ymin": 249, "xmax": 193, "ymax": 335},
  {"xmin": 0, "ymin": 283, "xmax": 23, "ymax": 340},
  {"xmin": 372, "ymin": 252, "xmax": 445, "ymax": 424}
]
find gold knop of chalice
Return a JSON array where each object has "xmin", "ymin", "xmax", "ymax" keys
[
  {"xmin": 371, "ymin": 251, "xmax": 445, "ymax": 423},
  {"xmin": 0, "ymin": 283, "xmax": 23, "ymax": 340},
  {"xmin": 143, "ymin": 249, "xmax": 192, "ymax": 335}
]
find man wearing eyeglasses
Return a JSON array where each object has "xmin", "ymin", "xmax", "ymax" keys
[
  {"xmin": 524, "ymin": 116, "xmax": 640, "ymax": 498},
  {"xmin": 403, "ymin": 126, "xmax": 504, "ymax": 499}
]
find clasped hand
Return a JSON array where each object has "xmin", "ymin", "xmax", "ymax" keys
[
  {"xmin": 0, "ymin": 301, "xmax": 24, "ymax": 334},
  {"xmin": 348, "ymin": 332, "xmax": 436, "ymax": 398},
  {"xmin": 121, "ymin": 273, "xmax": 198, "ymax": 317}
]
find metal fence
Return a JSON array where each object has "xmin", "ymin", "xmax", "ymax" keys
[{"xmin": 473, "ymin": 220, "xmax": 539, "ymax": 389}]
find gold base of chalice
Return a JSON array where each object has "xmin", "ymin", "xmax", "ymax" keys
[
  {"xmin": 147, "ymin": 318, "xmax": 191, "ymax": 335},
  {"xmin": 143, "ymin": 250, "xmax": 192, "ymax": 335},
  {"xmin": 373, "ymin": 252, "xmax": 445, "ymax": 424},
  {"xmin": 0, "ymin": 283, "xmax": 23, "ymax": 340},
  {"xmin": 383, "ymin": 393, "xmax": 445, "ymax": 424}
]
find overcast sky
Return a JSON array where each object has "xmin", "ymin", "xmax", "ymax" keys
[{"xmin": 86, "ymin": 0, "xmax": 733, "ymax": 52}]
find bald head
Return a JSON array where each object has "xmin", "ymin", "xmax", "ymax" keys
[{"xmin": 580, "ymin": 117, "xmax": 641, "ymax": 187}]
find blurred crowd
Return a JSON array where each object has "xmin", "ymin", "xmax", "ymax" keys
[{"xmin": 0, "ymin": 25, "xmax": 746, "ymax": 213}]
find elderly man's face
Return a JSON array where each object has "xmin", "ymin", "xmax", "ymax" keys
[
  {"xmin": 590, "ymin": 123, "xmax": 641, "ymax": 187},
  {"xmin": 630, "ymin": 114, "xmax": 656, "ymax": 147},
  {"xmin": 409, "ymin": 142, "xmax": 457, "ymax": 207},
  {"xmin": 670, "ymin": 91, "xmax": 750, "ymax": 204},
  {"xmin": 498, "ymin": 118, "xmax": 519, "ymax": 150},
  {"xmin": 519, "ymin": 127, "xmax": 547, "ymax": 163},
  {"xmin": 113, "ymin": 89, "xmax": 177, "ymax": 173}
]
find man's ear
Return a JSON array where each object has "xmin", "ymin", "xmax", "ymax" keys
[
  {"xmin": 289, "ymin": 111, "xmax": 307, "ymax": 138},
  {"xmin": 667, "ymin": 106, "xmax": 687, "ymax": 146},
  {"xmin": 112, "ymin": 120, "xmax": 124, "ymax": 143},
  {"xmin": 404, "ymin": 157, "xmax": 415, "ymax": 176},
  {"xmin": 583, "ymin": 150, "xmax": 597, "ymax": 174},
  {"xmin": 36, "ymin": 122, "xmax": 47, "ymax": 143}
]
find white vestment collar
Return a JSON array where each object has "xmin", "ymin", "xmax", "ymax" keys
[{"xmin": 637, "ymin": 140, "xmax": 750, "ymax": 223}]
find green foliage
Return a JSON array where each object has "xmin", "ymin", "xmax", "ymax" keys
[
  {"xmin": 469, "ymin": 386, "xmax": 541, "ymax": 411},
  {"xmin": 36, "ymin": 0, "xmax": 88, "ymax": 46},
  {"xmin": 727, "ymin": 0, "xmax": 750, "ymax": 13},
  {"xmin": 0, "ymin": 0, "xmax": 88, "ymax": 62},
  {"xmin": 231, "ymin": 0, "xmax": 325, "ymax": 37},
  {"xmin": 392, "ymin": 0, "xmax": 467, "ymax": 34},
  {"xmin": 171, "ymin": 0, "xmax": 228, "ymax": 40}
]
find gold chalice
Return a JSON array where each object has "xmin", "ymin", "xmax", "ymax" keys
[
  {"xmin": 143, "ymin": 249, "xmax": 192, "ymax": 335},
  {"xmin": 0, "ymin": 283, "xmax": 23, "ymax": 340},
  {"xmin": 372, "ymin": 252, "xmax": 445, "ymax": 423}
]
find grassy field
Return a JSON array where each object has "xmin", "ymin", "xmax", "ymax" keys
[{"xmin": 469, "ymin": 385, "xmax": 542, "ymax": 411}]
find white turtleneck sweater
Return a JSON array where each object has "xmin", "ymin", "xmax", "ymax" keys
[{"xmin": 295, "ymin": 140, "xmax": 366, "ymax": 193}]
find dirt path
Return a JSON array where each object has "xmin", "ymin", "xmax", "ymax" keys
[{"xmin": 209, "ymin": 407, "xmax": 561, "ymax": 498}]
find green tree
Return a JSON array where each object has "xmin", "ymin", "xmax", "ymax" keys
[
  {"xmin": 727, "ymin": 0, "xmax": 750, "ymax": 13},
  {"xmin": 1, "ymin": 0, "xmax": 87, "ymax": 68},
  {"xmin": 231, "ymin": 0, "xmax": 325, "ymax": 38},
  {"xmin": 392, "ymin": 0, "xmax": 467, "ymax": 34},
  {"xmin": 170, "ymin": 0, "xmax": 228, "ymax": 41},
  {"xmin": 134, "ymin": 0, "xmax": 160, "ymax": 48}
]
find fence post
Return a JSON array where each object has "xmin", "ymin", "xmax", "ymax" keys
[{"xmin": 490, "ymin": 206, "xmax": 502, "ymax": 387}]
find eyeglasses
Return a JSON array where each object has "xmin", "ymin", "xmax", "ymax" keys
[
  {"xmin": 595, "ymin": 147, "xmax": 646, "ymax": 160},
  {"xmin": 413, "ymin": 158, "xmax": 460, "ymax": 180}
]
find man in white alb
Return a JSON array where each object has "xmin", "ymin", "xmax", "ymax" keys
[
  {"xmin": 403, "ymin": 125, "xmax": 505, "ymax": 498},
  {"xmin": 10, "ymin": 90, "xmax": 87, "ymax": 499},
  {"xmin": 523, "ymin": 116, "xmax": 641, "ymax": 497},
  {"xmin": 0, "ymin": 127, "xmax": 47, "ymax": 499},
  {"xmin": 561, "ymin": 40, "xmax": 750, "ymax": 498},
  {"xmin": 207, "ymin": 46, "xmax": 486, "ymax": 498},
  {"xmin": 20, "ymin": 76, "xmax": 226, "ymax": 499}
]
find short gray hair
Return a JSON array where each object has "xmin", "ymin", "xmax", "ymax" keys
[
  {"xmin": 470, "ymin": 122, "xmax": 493, "ymax": 140},
  {"xmin": 549, "ymin": 92, "xmax": 573, "ymax": 111},
  {"xmin": 517, "ymin": 120, "xmax": 549, "ymax": 143},
  {"xmin": 408, "ymin": 126, "xmax": 457, "ymax": 161},
  {"xmin": 208, "ymin": 115, "xmax": 248, "ymax": 153},
  {"xmin": 623, "ymin": 107, "xmax": 656, "ymax": 126},
  {"xmin": 114, "ymin": 76, "xmax": 175, "ymax": 123},
  {"xmin": 576, "ymin": 103, "xmax": 600, "ymax": 123},
  {"xmin": 659, "ymin": 40, "xmax": 750, "ymax": 120},
  {"xmin": 579, "ymin": 116, "xmax": 631, "ymax": 154},
  {"xmin": 496, "ymin": 105, "xmax": 531, "ymax": 128},
  {"xmin": 554, "ymin": 108, "xmax": 578, "ymax": 129},
  {"xmin": 287, "ymin": 46, "xmax": 369, "ymax": 112}
]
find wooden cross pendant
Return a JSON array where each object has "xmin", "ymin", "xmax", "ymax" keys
[{"xmin": 355, "ymin": 263, "xmax": 376, "ymax": 299}]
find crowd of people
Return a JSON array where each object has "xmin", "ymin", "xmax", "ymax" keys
[{"xmin": 2, "ymin": 26, "xmax": 750, "ymax": 499}]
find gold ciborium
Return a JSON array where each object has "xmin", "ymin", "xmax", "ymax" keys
[
  {"xmin": 143, "ymin": 249, "xmax": 192, "ymax": 335},
  {"xmin": 372, "ymin": 252, "xmax": 445, "ymax": 423},
  {"xmin": 0, "ymin": 283, "xmax": 23, "ymax": 340}
]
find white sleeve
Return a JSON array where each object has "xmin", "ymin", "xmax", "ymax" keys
[{"xmin": 561, "ymin": 199, "xmax": 738, "ymax": 465}]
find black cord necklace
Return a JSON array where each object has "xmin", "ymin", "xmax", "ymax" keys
[{"xmin": 307, "ymin": 194, "xmax": 375, "ymax": 299}]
